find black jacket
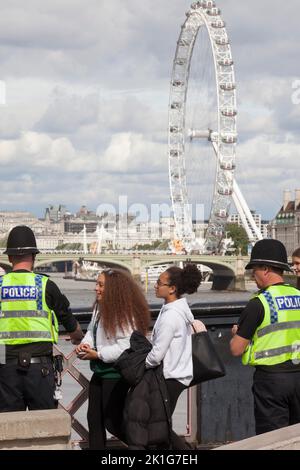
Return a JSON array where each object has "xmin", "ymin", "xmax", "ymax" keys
[{"xmin": 115, "ymin": 331, "xmax": 172, "ymax": 450}]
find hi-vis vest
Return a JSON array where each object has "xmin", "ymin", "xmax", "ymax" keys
[
  {"xmin": 0, "ymin": 272, "xmax": 58, "ymax": 345},
  {"xmin": 242, "ymin": 284, "xmax": 300, "ymax": 366}
]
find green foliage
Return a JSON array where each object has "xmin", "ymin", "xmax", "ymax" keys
[
  {"xmin": 0, "ymin": 237, "xmax": 7, "ymax": 248},
  {"xmin": 132, "ymin": 240, "xmax": 163, "ymax": 251},
  {"xmin": 55, "ymin": 242, "xmax": 83, "ymax": 250},
  {"xmin": 225, "ymin": 223, "xmax": 248, "ymax": 255}
]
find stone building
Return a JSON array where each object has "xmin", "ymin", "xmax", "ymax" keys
[{"xmin": 270, "ymin": 190, "xmax": 300, "ymax": 255}]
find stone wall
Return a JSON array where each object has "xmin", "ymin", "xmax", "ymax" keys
[{"xmin": 0, "ymin": 409, "xmax": 71, "ymax": 450}]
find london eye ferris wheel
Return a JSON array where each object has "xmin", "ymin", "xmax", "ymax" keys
[{"xmin": 168, "ymin": 0, "xmax": 237, "ymax": 254}]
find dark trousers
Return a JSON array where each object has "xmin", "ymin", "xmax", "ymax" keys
[
  {"xmin": 253, "ymin": 369, "xmax": 300, "ymax": 435},
  {"xmin": 165, "ymin": 379, "xmax": 191, "ymax": 450},
  {"xmin": 87, "ymin": 373, "xmax": 130, "ymax": 450},
  {"xmin": 0, "ymin": 363, "xmax": 57, "ymax": 411}
]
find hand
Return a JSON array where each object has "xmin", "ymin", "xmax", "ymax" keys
[
  {"xmin": 192, "ymin": 320, "xmax": 207, "ymax": 333},
  {"xmin": 69, "ymin": 323, "xmax": 84, "ymax": 345},
  {"xmin": 76, "ymin": 343, "xmax": 98, "ymax": 361},
  {"xmin": 75, "ymin": 343, "xmax": 89, "ymax": 355},
  {"xmin": 231, "ymin": 324, "xmax": 238, "ymax": 336}
]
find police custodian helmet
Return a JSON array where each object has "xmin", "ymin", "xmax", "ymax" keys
[
  {"xmin": 4, "ymin": 225, "xmax": 40, "ymax": 256},
  {"xmin": 245, "ymin": 239, "xmax": 291, "ymax": 272}
]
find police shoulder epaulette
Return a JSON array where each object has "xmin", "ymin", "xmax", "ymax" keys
[{"xmin": 34, "ymin": 272, "xmax": 50, "ymax": 278}]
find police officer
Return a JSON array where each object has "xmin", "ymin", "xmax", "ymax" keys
[
  {"xmin": 230, "ymin": 239, "xmax": 300, "ymax": 434},
  {"xmin": 0, "ymin": 225, "xmax": 83, "ymax": 411}
]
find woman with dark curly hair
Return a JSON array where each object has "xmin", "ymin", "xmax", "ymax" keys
[
  {"xmin": 76, "ymin": 268, "xmax": 150, "ymax": 449},
  {"xmin": 146, "ymin": 263, "xmax": 205, "ymax": 449}
]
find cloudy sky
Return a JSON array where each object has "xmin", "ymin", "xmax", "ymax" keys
[{"xmin": 0, "ymin": 0, "xmax": 299, "ymax": 220}]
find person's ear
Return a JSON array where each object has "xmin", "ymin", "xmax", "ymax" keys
[{"xmin": 169, "ymin": 285, "xmax": 176, "ymax": 294}]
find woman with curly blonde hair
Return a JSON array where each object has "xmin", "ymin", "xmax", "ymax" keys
[{"xmin": 76, "ymin": 268, "xmax": 150, "ymax": 449}]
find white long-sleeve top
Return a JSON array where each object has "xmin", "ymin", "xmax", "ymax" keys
[
  {"xmin": 145, "ymin": 297, "xmax": 194, "ymax": 386},
  {"xmin": 81, "ymin": 307, "xmax": 133, "ymax": 363}
]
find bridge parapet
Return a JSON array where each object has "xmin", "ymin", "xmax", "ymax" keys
[{"xmin": 0, "ymin": 253, "xmax": 251, "ymax": 291}]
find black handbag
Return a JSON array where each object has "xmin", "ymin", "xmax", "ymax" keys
[{"xmin": 190, "ymin": 330, "xmax": 226, "ymax": 386}]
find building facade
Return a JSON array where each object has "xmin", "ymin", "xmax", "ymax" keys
[{"xmin": 270, "ymin": 189, "xmax": 300, "ymax": 255}]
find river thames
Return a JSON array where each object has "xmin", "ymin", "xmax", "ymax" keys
[{"xmin": 51, "ymin": 272, "xmax": 255, "ymax": 310}]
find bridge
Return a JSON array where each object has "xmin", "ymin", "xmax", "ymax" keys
[{"xmin": 0, "ymin": 252, "xmax": 250, "ymax": 290}]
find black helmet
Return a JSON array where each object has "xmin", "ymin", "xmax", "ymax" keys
[
  {"xmin": 4, "ymin": 225, "xmax": 40, "ymax": 256},
  {"xmin": 245, "ymin": 239, "xmax": 291, "ymax": 272}
]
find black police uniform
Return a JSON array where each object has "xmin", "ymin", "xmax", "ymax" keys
[
  {"xmin": 239, "ymin": 239, "xmax": 300, "ymax": 434},
  {"xmin": 0, "ymin": 269, "xmax": 78, "ymax": 411},
  {"xmin": 0, "ymin": 225, "xmax": 80, "ymax": 412}
]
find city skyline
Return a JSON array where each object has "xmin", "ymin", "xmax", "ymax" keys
[{"xmin": 0, "ymin": 0, "xmax": 299, "ymax": 219}]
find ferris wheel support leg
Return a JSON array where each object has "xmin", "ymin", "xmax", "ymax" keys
[
  {"xmin": 232, "ymin": 180, "xmax": 263, "ymax": 241},
  {"xmin": 211, "ymin": 141, "xmax": 263, "ymax": 242},
  {"xmin": 231, "ymin": 190, "xmax": 256, "ymax": 243}
]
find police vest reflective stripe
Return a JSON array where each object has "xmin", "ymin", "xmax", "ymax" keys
[
  {"xmin": 0, "ymin": 310, "xmax": 49, "ymax": 319},
  {"xmin": 255, "ymin": 344, "xmax": 300, "ymax": 360},
  {"xmin": 0, "ymin": 331, "xmax": 52, "ymax": 340},
  {"xmin": 0, "ymin": 272, "xmax": 58, "ymax": 345},
  {"xmin": 242, "ymin": 284, "xmax": 300, "ymax": 366},
  {"xmin": 257, "ymin": 321, "xmax": 300, "ymax": 338}
]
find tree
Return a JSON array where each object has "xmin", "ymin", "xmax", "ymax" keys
[
  {"xmin": 0, "ymin": 236, "xmax": 7, "ymax": 248},
  {"xmin": 132, "ymin": 240, "xmax": 163, "ymax": 251},
  {"xmin": 225, "ymin": 223, "xmax": 248, "ymax": 255}
]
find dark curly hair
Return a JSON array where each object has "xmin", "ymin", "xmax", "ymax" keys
[
  {"xmin": 97, "ymin": 269, "xmax": 151, "ymax": 337},
  {"xmin": 166, "ymin": 263, "xmax": 202, "ymax": 297}
]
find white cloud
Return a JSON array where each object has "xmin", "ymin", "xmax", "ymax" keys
[
  {"xmin": 0, "ymin": 0, "xmax": 299, "ymax": 220},
  {"xmin": 101, "ymin": 132, "xmax": 166, "ymax": 173},
  {"xmin": 36, "ymin": 87, "xmax": 100, "ymax": 133}
]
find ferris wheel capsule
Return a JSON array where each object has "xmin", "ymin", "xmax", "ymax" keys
[
  {"xmin": 220, "ymin": 160, "xmax": 236, "ymax": 170},
  {"xmin": 218, "ymin": 186, "xmax": 233, "ymax": 196},
  {"xmin": 220, "ymin": 82, "xmax": 236, "ymax": 91},
  {"xmin": 206, "ymin": 7, "xmax": 221, "ymax": 16},
  {"xmin": 171, "ymin": 102, "xmax": 182, "ymax": 110},
  {"xmin": 218, "ymin": 58, "xmax": 233, "ymax": 66},
  {"xmin": 172, "ymin": 79, "xmax": 185, "ymax": 87},
  {"xmin": 215, "ymin": 36, "xmax": 229, "ymax": 45},
  {"xmin": 170, "ymin": 126, "xmax": 181, "ymax": 133},
  {"xmin": 199, "ymin": 1, "xmax": 216, "ymax": 8},
  {"xmin": 170, "ymin": 149, "xmax": 180, "ymax": 157},
  {"xmin": 215, "ymin": 209, "xmax": 228, "ymax": 219},
  {"xmin": 221, "ymin": 133, "xmax": 237, "ymax": 144},
  {"xmin": 211, "ymin": 20, "xmax": 225, "ymax": 28},
  {"xmin": 221, "ymin": 108, "xmax": 237, "ymax": 117},
  {"xmin": 212, "ymin": 229, "xmax": 224, "ymax": 237}
]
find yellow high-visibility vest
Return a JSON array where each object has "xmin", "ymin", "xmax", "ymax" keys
[
  {"xmin": 0, "ymin": 272, "xmax": 58, "ymax": 345},
  {"xmin": 242, "ymin": 284, "xmax": 300, "ymax": 366}
]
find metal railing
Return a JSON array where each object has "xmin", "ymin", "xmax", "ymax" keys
[{"xmin": 54, "ymin": 338, "xmax": 90, "ymax": 448}]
